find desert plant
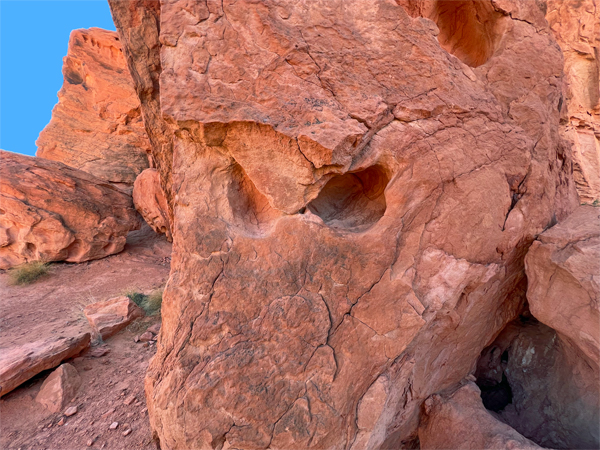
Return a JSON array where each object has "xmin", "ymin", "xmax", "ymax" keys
[
  {"xmin": 8, "ymin": 261, "xmax": 50, "ymax": 285},
  {"xmin": 125, "ymin": 288, "xmax": 163, "ymax": 316}
]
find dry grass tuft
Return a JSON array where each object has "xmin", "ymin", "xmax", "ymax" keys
[{"xmin": 9, "ymin": 261, "xmax": 50, "ymax": 285}]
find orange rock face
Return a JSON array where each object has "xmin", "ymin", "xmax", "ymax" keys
[
  {"xmin": 133, "ymin": 169, "xmax": 172, "ymax": 241},
  {"xmin": 108, "ymin": 0, "xmax": 580, "ymax": 448},
  {"xmin": 546, "ymin": 0, "xmax": 600, "ymax": 203},
  {"xmin": 0, "ymin": 150, "xmax": 141, "ymax": 269},
  {"xmin": 107, "ymin": 1, "xmax": 175, "ymax": 222},
  {"xmin": 36, "ymin": 28, "xmax": 151, "ymax": 188}
]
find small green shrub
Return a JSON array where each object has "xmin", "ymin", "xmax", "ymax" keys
[
  {"xmin": 9, "ymin": 261, "xmax": 50, "ymax": 285},
  {"xmin": 126, "ymin": 288, "xmax": 163, "ymax": 316}
]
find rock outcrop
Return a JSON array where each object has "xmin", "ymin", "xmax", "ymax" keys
[
  {"xmin": 35, "ymin": 363, "xmax": 82, "ymax": 413},
  {"xmin": 84, "ymin": 296, "xmax": 145, "ymax": 340},
  {"xmin": 133, "ymin": 169, "xmax": 172, "ymax": 241},
  {"xmin": 526, "ymin": 205, "xmax": 600, "ymax": 366},
  {"xmin": 107, "ymin": 1, "xmax": 175, "ymax": 224},
  {"xmin": 546, "ymin": 0, "xmax": 600, "ymax": 204},
  {"xmin": 36, "ymin": 28, "xmax": 151, "ymax": 189},
  {"xmin": 418, "ymin": 380, "xmax": 540, "ymax": 449},
  {"xmin": 0, "ymin": 330, "xmax": 90, "ymax": 397},
  {"xmin": 107, "ymin": 0, "xmax": 579, "ymax": 448},
  {"xmin": 0, "ymin": 150, "xmax": 141, "ymax": 269}
]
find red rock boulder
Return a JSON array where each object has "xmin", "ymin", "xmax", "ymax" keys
[
  {"xmin": 132, "ymin": 169, "xmax": 172, "ymax": 241},
  {"xmin": 525, "ymin": 205, "xmax": 600, "ymax": 367},
  {"xmin": 36, "ymin": 28, "xmax": 151, "ymax": 189},
  {"xmin": 84, "ymin": 296, "xmax": 145, "ymax": 340},
  {"xmin": 0, "ymin": 150, "xmax": 141, "ymax": 269},
  {"xmin": 35, "ymin": 363, "xmax": 82, "ymax": 413},
  {"xmin": 107, "ymin": 0, "xmax": 579, "ymax": 448}
]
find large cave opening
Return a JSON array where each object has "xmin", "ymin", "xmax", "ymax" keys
[{"xmin": 307, "ymin": 165, "xmax": 389, "ymax": 230}]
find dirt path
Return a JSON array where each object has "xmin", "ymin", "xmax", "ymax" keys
[{"xmin": 0, "ymin": 225, "xmax": 171, "ymax": 450}]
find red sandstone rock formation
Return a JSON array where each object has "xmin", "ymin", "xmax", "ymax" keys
[
  {"xmin": 546, "ymin": 0, "xmax": 600, "ymax": 203},
  {"xmin": 418, "ymin": 380, "xmax": 540, "ymax": 449},
  {"xmin": 36, "ymin": 28, "xmax": 151, "ymax": 188},
  {"xmin": 107, "ymin": 1, "xmax": 175, "ymax": 223},
  {"xmin": 107, "ymin": 0, "xmax": 580, "ymax": 448},
  {"xmin": 0, "ymin": 150, "xmax": 141, "ymax": 269},
  {"xmin": 133, "ymin": 169, "xmax": 172, "ymax": 241}
]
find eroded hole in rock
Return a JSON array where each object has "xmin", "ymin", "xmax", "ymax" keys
[
  {"xmin": 307, "ymin": 165, "xmax": 389, "ymax": 230},
  {"xmin": 400, "ymin": 0, "xmax": 506, "ymax": 67},
  {"xmin": 227, "ymin": 162, "xmax": 282, "ymax": 233}
]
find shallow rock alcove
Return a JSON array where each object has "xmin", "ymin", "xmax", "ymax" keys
[{"xmin": 307, "ymin": 165, "xmax": 389, "ymax": 230}]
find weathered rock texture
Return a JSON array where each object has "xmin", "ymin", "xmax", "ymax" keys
[
  {"xmin": 108, "ymin": 0, "xmax": 579, "ymax": 448},
  {"xmin": 0, "ymin": 330, "xmax": 90, "ymax": 397},
  {"xmin": 546, "ymin": 0, "xmax": 600, "ymax": 203},
  {"xmin": 84, "ymin": 296, "xmax": 145, "ymax": 340},
  {"xmin": 133, "ymin": 169, "xmax": 172, "ymax": 241},
  {"xmin": 418, "ymin": 380, "xmax": 540, "ymax": 449},
  {"xmin": 36, "ymin": 28, "xmax": 151, "ymax": 188},
  {"xmin": 107, "ymin": 1, "xmax": 175, "ymax": 225},
  {"xmin": 35, "ymin": 363, "xmax": 82, "ymax": 413},
  {"xmin": 0, "ymin": 150, "xmax": 141, "ymax": 269},
  {"xmin": 475, "ymin": 315, "xmax": 599, "ymax": 449}
]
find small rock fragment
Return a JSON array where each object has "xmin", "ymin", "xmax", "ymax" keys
[
  {"xmin": 123, "ymin": 428, "xmax": 132, "ymax": 436},
  {"xmin": 147, "ymin": 323, "xmax": 161, "ymax": 335},
  {"xmin": 109, "ymin": 422, "xmax": 119, "ymax": 430},
  {"xmin": 139, "ymin": 331, "xmax": 153, "ymax": 342},
  {"xmin": 124, "ymin": 395, "xmax": 136, "ymax": 405},
  {"xmin": 58, "ymin": 418, "xmax": 65, "ymax": 426},
  {"xmin": 64, "ymin": 406, "xmax": 78, "ymax": 416},
  {"xmin": 88, "ymin": 346, "xmax": 111, "ymax": 358},
  {"xmin": 101, "ymin": 408, "xmax": 115, "ymax": 419}
]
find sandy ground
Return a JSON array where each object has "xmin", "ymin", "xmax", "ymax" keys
[{"xmin": 0, "ymin": 225, "xmax": 172, "ymax": 450}]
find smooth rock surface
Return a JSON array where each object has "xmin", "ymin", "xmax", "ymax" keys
[
  {"xmin": 132, "ymin": 169, "xmax": 172, "ymax": 241},
  {"xmin": 0, "ymin": 331, "xmax": 90, "ymax": 397},
  {"xmin": 546, "ymin": 0, "xmax": 600, "ymax": 203},
  {"xmin": 36, "ymin": 28, "xmax": 151, "ymax": 188},
  {"xmin": 525, "ymin": 205, "xmax": 600, "ymax": 366},
  {"xmin": 35, "ymin": 363, "xmax": 82, "ymax": 413},
  {"xmin": 108, "ymin": 0, "xmax": 579, "ymax": 448},
  {"xmin": 0, "ymin": 150, "xmax": 141, "ymax": 269},
  {"xmin": 84, "ymin": 296, "xmax": 145, "ymax": 340},
  {"xmin": 418, "ymin": 380, "xmax": 540, "ymax": 450}
]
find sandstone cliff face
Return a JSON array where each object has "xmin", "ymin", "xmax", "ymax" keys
[
  {"xmin": 36, "ymin": 28, "xmax": 151, "ymax": 188},
  {"xmin": 546, "ymin": 0, "xmax": 600, "ymax": 204},
  {"xmin": 0, "ymin": 151, "xmax": 140, "ymax": 270},
  {"xmin": 108, "ymin": 1, "xmax": 579, "ymax": 448}
]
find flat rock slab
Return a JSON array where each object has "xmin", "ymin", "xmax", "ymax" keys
[
  {"xmin": 0, "ymin": 330, "xmax": 90, "ymax": 397},
  {"xmin": 84, "ymin": 296, "xmax": 144, "ymax": 340}
]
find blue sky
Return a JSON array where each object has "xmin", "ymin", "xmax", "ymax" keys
[{"xmin": 1, "ymin": 1, "xmax": 116, "ymax": 156}]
